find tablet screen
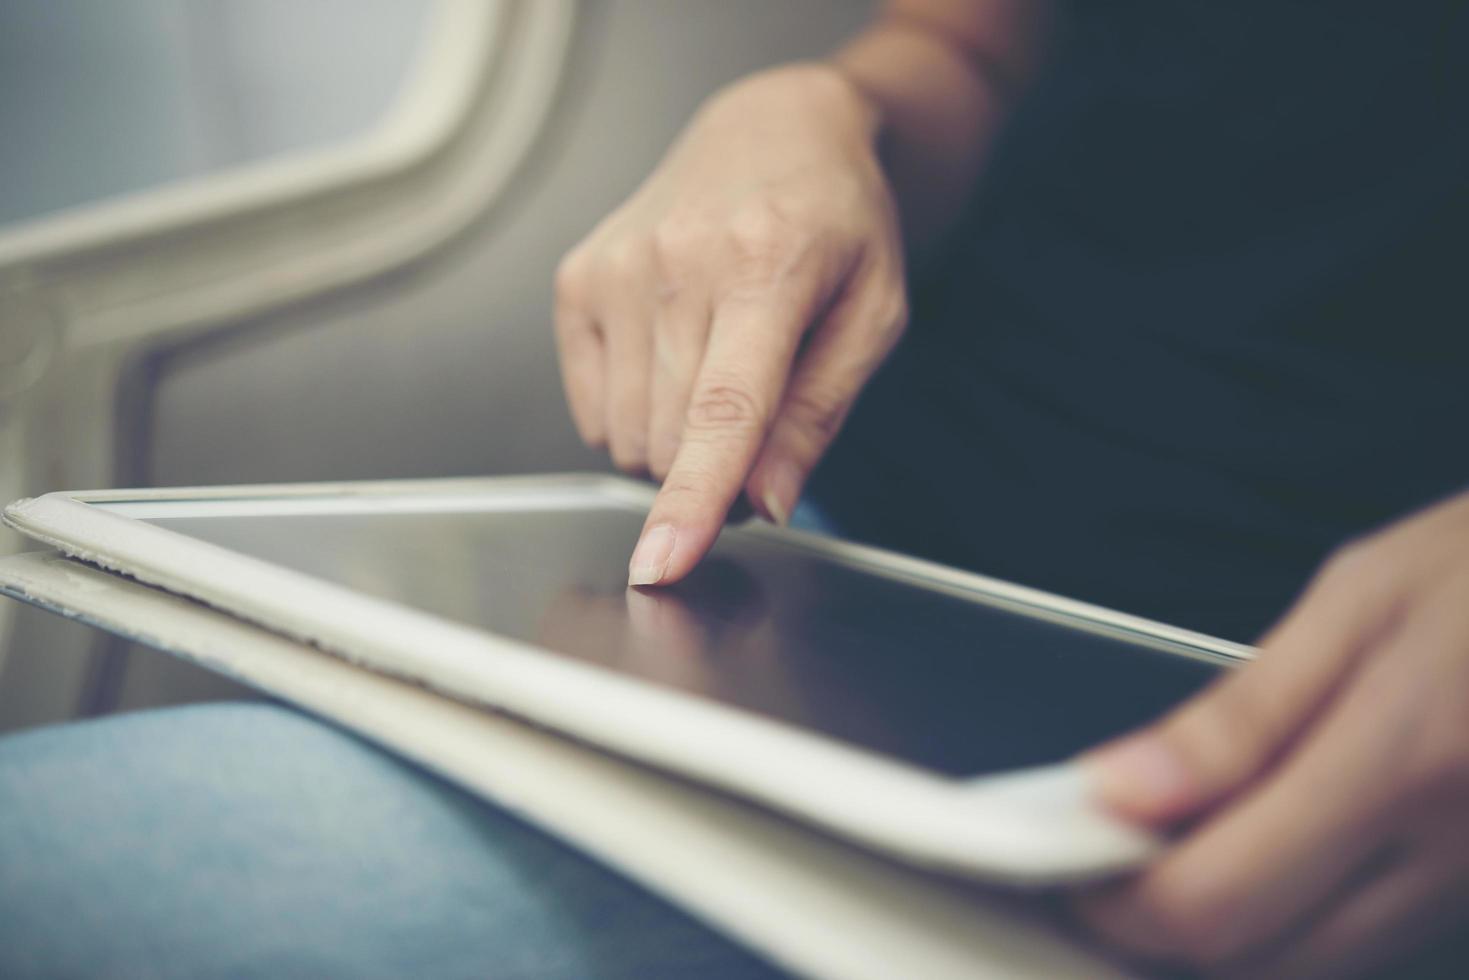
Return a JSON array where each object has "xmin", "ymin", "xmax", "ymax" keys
[{"xmin": 142, "ymin": 505, "xmax": 1223, "ymax": 778}]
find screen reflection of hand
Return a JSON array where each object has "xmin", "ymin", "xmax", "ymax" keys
[{"xmin": 537, "ymin": 557, "xmax": 776, "ymax": 699}]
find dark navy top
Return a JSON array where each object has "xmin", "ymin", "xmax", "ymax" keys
[{"xmin": 813, "ymin": 1, "xmax": 1469, "ymax": 642}]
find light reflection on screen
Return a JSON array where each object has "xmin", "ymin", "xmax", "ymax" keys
[{"xmin": 145, "ymin": 507, "xmax": 1222, "ymax": 776}]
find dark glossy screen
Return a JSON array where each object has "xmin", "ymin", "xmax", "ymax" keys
[{"xmin": 146, "ymin": 507, "xmax": 1224, "ymax": 777}]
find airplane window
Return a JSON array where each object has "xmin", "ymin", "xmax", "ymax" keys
[{"xmin": 0, "ymin": 0, "xmax": 431, "ymax": 226}]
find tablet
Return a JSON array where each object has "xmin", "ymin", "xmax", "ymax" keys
[
  {"xmin": 0, "ymin": 550, "xmax": 1129, "ymax": 978},
  {"xmin": 3, "ymin": 475, "xmax": 1253, "ymax": 883}
]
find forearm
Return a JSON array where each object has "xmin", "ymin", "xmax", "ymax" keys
[{"xmin": 831, "ymin": 1, "xmax": 1053, "ymax": 264}]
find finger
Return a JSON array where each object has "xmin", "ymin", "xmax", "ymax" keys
[
  {"xmin": 1084, "ymin": 541, "xmax": 1412, "ymax": 825},
  {"xmin": 646, "ymin": 281, "xmax": 710, "ymax": 481},
  {"xmin": 1075, "ymin": 616, "xmax": 1432, "ymax": 969},
  {"xmin": 600, "ymin": 251, "xmax": 657, "ymax": 473},
  {"xmin": 1224, "ymin": 854, "xmax": 1467, "ymax": 980},
  {"xmin": 745, "ymin": 268, "xmax": 905, "ymax": 524},
  {"xmin": 553, "ymin": 295, "xmax": 607, "ymax": 447},
  {"xmin": 628, "ymin": 287, "xmax": 815, "ymax": 586}
]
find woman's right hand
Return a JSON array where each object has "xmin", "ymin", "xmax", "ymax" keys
[{"xmin": 553, "ymin": 63, "xmax": 909, "ymax": 586}]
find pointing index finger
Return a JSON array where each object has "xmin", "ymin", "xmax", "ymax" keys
[{"xmin": 628, "ymin": 292, "xmax": 811, "ymax": 586}]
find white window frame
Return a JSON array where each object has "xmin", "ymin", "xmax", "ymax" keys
[{"xmin": 0, "ymin": 0, "xmax": 575, "ymax": 704}]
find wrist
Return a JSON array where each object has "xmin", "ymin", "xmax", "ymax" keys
[
  {"xmin": 809, "ymin": 61, "xmax": 887, "ymax": 145},
  {"xmin": 706, "ymin": 62, "xmax": 885, "ymax": 147}
]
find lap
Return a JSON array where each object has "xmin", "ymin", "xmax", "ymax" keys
[{"xmin": 0, "ymin": 702, "xmax": 782, "ymax": 980}]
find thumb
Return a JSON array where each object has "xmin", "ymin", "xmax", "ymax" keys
[{"xmin": 1083, "ymin": 545, "xmax": 1404, "ymax": 826}]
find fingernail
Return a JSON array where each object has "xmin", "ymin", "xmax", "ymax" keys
[
  {"xmin": 761, "ymin": 489, "xmax": 790, "ymax": 527},
  {"xmin": 1087, "ymin": 736, "xmax": 1194, "ymax": 818},
  {"xmin": 760, "ymin": 461, "xmax": 802, "ymax": 527},
  {"xmin": 628, "ymin": 524, "xmax": 676, "ymax": 586}
]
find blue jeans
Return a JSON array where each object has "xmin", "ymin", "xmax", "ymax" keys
[{"xmin": 0, "ymin": 702, "xmax": 786, "ymax": 979}]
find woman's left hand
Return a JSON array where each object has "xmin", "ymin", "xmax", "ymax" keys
[{"xmin": 1071, "ymin": 491, "xmax": 1469, "ymax": 978}]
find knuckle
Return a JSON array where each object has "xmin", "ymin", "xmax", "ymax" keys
[
  {"xmin": 685, "ymin": 382, "xmax": 766, "ymax": 436},
  {"xmin": 650, "ymin": 220, "xmax": 704, "ymax": 309},
  {"xmin": 656, "ymin": 470, "xmax": 719, "ymax": 509},
  {"xmin": 651, "ymin": 214, "xmax": 710, "ymax": 268},
  {"xmin": 647, "ymin": 428, "xmax": 680, "ymax": 479},
  {"xmin": 1135, "ymin": 876, "xmax": 1237, "ymax": 967},
  {"xmin": 1404, "ymin": 687, "xmax": 1469, "ymax": 802},
  {"xmin": 609, "ymin": 441, "xmax": 648, "ymax": 475},
  {"xmin": 727, "ymin": 200, "xmax": 803, "ymax": 268},
  {"xmin": 824, "ymin": 172, "xmax": 867, "ymax": 209},
  {"xmin": 784, "ymin": 384, "xmax": 848, "ymax": 445},
  {"xmin": 1306, "ymin": 538, "xmax": 1395, "ymax": 608},
  {"xmin": 554, "ymin": 250, "xmax": 592, "ymax": 306},
  {"xmin": 882, "ymin": 292, "xmax": 910, "ymax": 337},
  {"xmin": 600, "ymin": 238, "xmax": 651, "ymax": 283},
  {"xmin": 856, "ymin": 291, "xmax": 909, "ymax": 354},
  {"xmin": 1319, "ymin": 537, "xmax": 1383, "ymax": 587},
  {"xmin": 606, "ymin": 411, "xmax": 649, "ymax": 473},
  {"xmin": 1189, "ymin": 677, "xmax": 1272, "ymax": 766}
]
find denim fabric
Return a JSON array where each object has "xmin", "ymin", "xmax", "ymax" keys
[
  {"xmin": 0, "ymin": 703, "xmax": 785, "ymax": 980},
  {"xmin": 788, "ymin": 499, "xmax": 838, "ymax": 537}
]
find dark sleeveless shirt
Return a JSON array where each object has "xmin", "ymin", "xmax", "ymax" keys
[{"xmin": 813, "ymin": 1, "xmax": 1469, "ymax": 642}]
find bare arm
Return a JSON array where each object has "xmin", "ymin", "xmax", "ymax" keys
[{"xmin": 834, "ymin": 0, "xmax": 1052, "ymax": 262}]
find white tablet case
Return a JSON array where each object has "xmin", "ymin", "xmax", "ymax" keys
[
  {"xmin": 0, "ymin": 550, "xmax": 1130, "ymax": 980},
  {"xmin": 2, "ymin": 475, "xmax": 1253, "ymax": 885}
]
